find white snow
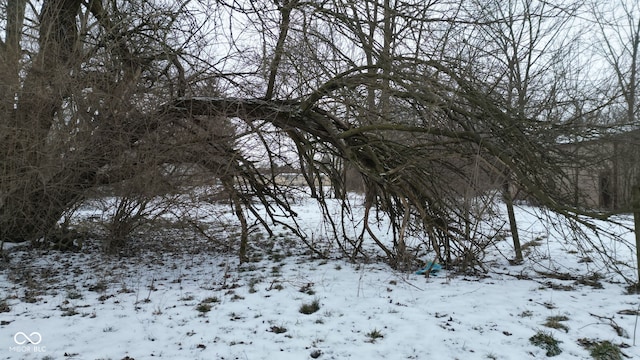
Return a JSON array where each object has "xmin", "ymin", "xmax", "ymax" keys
[{"xmin": 1, "ymin": 196, "xmax": 639, "ymax": 360}]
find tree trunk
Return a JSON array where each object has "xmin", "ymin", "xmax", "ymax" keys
[
  {"xmin": 0, "ymin": 0, "xmax": 85, "ymax": 243},
  {"xmin": 632, "ymin": 184, "xmax": 640, "ymax": 290},
  {"xmin": 503, "ymin": 180, "xmax": 523, "ymax": 263},
  {"xmin": 222, "ymin": 176, "xmax": 249, "ymax": 263}
]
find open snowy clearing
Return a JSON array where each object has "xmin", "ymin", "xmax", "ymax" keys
[{"xmin": 1, "ymin": 196, "xmax": 640, "ymax": 360}]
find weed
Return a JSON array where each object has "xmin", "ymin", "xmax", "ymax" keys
[
  {"xmin": 625, "ymin": 283, "xmax": 640, "ymax": 294},
  {"xmin": 67, "ymin": 290, "xmax": 83, "ymax": 300},
  {"xmin": 590, "ymin": 342, "xmax": 623, "ymax": 360},
  {"xmin": 536, "ymin": 271, "xmax": 574, "ymax": 281},
  {"xmin": 119, "ymin": 284, "xmax": 133, "ymax": 294},
  {"xmin": 576, "ymin": 273, "xmax": 603, "ymax": 289},
  {"xmin": 521, "ymin": 239, "xmax": 543, "ymax": 251},
  {"xmin": 0, "ymin": 299, "xmax": 10, "ymax": 313},
  {"xmin": 249, "ymin": 278, "xmax": 260, "ymax": 293},
  {"xmin": 61, "ymin": 306, "xmax": 79, "ymax": 316},
  {"xmin": 299, "ymin": 299, "xmax": 320, "ymax": 314},
  {"xmin": 541, "ymin": 301, "xmax": 556, "ymax": 310},
  {"xmin": 519, "ymin": 310, "xmax": 534, "ymax": 318},
  {"xmin": 530, "ymin": 331, "xmax": 562, "ymax": 357},
  {"xmin": 365, "ymin": 328, "xmax": 384, "ymax": 343},
  {"xmin": 542, "ymin": 282, "xmax": 575, "ymax": 291},
  {"xmin": 578, "ymin": 339, "xmax": 623, "ymax": 360},
  {"xmin": 269, "ymin": 325, "xmax": 287, "ymax": 334},
  {"xmin": 88, "ymin": 280, "xmax": 108, "ymax": 292},
  {"xmin": 270, "ymin": 253, "xmax": 284, "ymax": 262},
  {"xmin": 272, "ymin": 283, "xmax": 284, "ymax": 291},
  {"xmin": 311, "ymin": 337, "xmax": 325, "ymax": 347},
  {"xmin": 22, "ymin": 291, "xmax": 40, "ymax": 304},
  {"xmin": 195, "ymin": 303, "xmax": 212, "ymax": 313},
  {"xmin": 299, "ymin": 283, "xmax": 315, "ymax": 295},
  {"xmin": 544, "ymin": 315, "xmax": 569, "ymax": 333},
  {"xmin": 201, "ymin": 296, "xmax": 219, "ymax": 304},
  {"xmin": 97, "ymin": 294, "xmax": 113, "ymax": 302}
]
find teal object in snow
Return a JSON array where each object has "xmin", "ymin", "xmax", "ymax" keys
[{"xmin": 415, "ymin": 262, "xmax": 442, "ymax": 275}]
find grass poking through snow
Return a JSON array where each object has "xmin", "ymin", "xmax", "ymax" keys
[{"xmin": 299, "ymin": 299, "xmax": 320, "ymax": 315}]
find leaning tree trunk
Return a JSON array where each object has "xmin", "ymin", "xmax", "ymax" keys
[{"xmin": 503, "ymin": 180, "xmax": 523, "ymax": 263}]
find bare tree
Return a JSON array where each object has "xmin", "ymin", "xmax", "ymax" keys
[
  {"xmin": 591, "ymin": 0, "xmax": 640, "ymax": 284},
  {"xmin": 459, "ymin": 0, "xmax": 585, "ymax": 262},
  {"xmin": 0, "ymin": 0, "xmax": 204, "ymax": 244}
]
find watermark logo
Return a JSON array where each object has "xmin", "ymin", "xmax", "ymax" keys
[
  {"xmin": 10, "ymin": 332, "xmax": 46, "ymax": 353},
  {"xmin": 14, "ymin": 332, "xmax": 42, "ymax": 345}
]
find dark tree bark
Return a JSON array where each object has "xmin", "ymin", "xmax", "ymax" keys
[{"xmin": 1, "ymin": 0, "xmax": 82, "ymax": 242}]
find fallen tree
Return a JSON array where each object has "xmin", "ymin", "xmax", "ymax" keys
[
  {"xmin": 1, "ymin": 0, "xmax": 626, "ymax": 275},
  {"xmin": 158, "ymin": 74, "xmax": 578, "ymax": 269}
]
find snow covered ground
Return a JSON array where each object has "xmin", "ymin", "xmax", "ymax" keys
[{"xmin": 1, "ymin": 196, "xmax": 639, "ymax": 359}]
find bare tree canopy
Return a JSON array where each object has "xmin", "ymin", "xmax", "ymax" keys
[{"xmin": 0, "ymin": 0, "xmax": 638, "ymax": 272}]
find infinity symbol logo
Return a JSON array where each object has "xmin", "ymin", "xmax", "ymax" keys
[{"xmin": 13, "ymin": 332, "xmax": 42, "ymax": 345}]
